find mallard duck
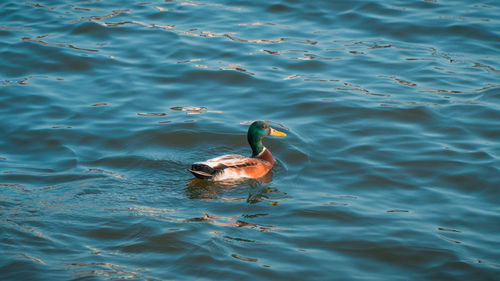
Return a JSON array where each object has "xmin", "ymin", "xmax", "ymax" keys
[{"xmin": 189, "ymin": 121, "xmax": 286, "ymax": 180}]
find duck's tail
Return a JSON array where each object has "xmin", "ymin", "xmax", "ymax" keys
[{"xmin": 188, "ymin": 163, "xmax": 216, "ymax": 179}]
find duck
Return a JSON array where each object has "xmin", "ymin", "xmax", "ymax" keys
[{"xmin": 188, "ymin": 121, "xmax": 286, "ymax": 180}]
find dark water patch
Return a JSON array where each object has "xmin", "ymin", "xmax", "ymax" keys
[
  {"xmin": 25, "ymin": 2, "xmax": 57, "ymax": 10},
  {"xmin": 231, "ymin": 253, "xmax": 258, "ymax": 262},
  {"xmin": 181, "ymin": 69, "xmax": 256, "ymax": 85},
  {"xmin": 1, "ymin": 42, "xmax": 98, "ymax": 76},
  {"xmin": 290, "ymin": 205, "xmax": 375, "ymax": 224},
  {"xmin": 0, "ymin": 170, "xmax": 106, "ymax": 190},
  {"xmin": 425, "ymin": 260, "xmax": 499, "ymax": 280},
  {"xmin": 62, "ymin": 261, "xmax": 149, "ymax": 280},
  {"xmin": 84, "ymin": 155, "xmax": 153, "ymax": 172},
  {"xmin": 386, "ymin": 209, "xmax": 409, "ymax": 213},
  {"xmin": 119, "ymin": 229, "xmax": 196, "ymax": 254},
  {"xmin": 0, "ymin": 260, "xmax": 52, "ymax": 281},
  {"xmin": 21, "ymin": 36, "xmax": 99, "ymax": 53},
  {"xmin": 266, "ymin": 4, "xmax": 291, "ymax": 13},
  {"xmin": 70, "ymin": 21, "xmax": 111, "ymax": 39},
  {"xmin": 356, "ymin": 1, "xmax": 407, "ymax": 17},
  {"xmin": 67, "ymin": 9, "xmax": 130, "ymax": 24},
  {"xmin": 84, "ymin": 222, "xmax": 156, "ymax": 242},
  {"xmin": 438, "ymin": 227, "xmax": 461, "ymax": 233},
  {"xmin": 330, "ymin": 239, "xmax": 460, "ymax": 278}
]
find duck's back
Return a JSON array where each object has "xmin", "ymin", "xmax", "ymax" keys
[{"xmin": 189, "ymin": 152, "xmax": 273, "ymax": 180}]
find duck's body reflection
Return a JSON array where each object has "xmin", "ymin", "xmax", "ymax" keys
[{"xmin": 185, "ymin": 171, "xmax": 274, "ymax": 203}]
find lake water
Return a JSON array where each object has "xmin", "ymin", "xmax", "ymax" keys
[{"xmin": 1, "ymin": 0, "xmax": 499, "ymax": 280}]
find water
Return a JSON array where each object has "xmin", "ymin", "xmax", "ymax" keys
[{"xmin": 1, "ymin": 0, "xmax": 499, "ymax": 280}]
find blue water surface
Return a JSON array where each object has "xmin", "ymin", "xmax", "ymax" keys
[{"xmin": 1, "ymin": 0, "xmax": 499, "ymax": 280}]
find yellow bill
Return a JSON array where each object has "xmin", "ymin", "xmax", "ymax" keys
[{"xmin": 269, "ymin": 127, "xmax": 287, "ymax": 137}]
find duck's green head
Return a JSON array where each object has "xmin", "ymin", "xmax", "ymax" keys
[{"xmin": 247, "ymin": 121, "xmax": 286, "ymax": 156}]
